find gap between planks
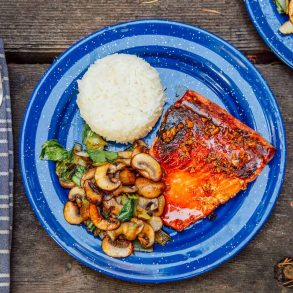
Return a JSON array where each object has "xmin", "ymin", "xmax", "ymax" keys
[{"xmin": 5, "ymin": 50, "xmax": 281, "ymax": 65}]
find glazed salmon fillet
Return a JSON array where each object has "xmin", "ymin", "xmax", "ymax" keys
[{"xmin": 150, "ymin": 90, "xmax": 275, "ymax": 231}]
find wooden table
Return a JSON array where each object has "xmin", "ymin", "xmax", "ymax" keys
[{"xmin": 1, "ymin": 1, "xmax": 292, "ymax": 292}]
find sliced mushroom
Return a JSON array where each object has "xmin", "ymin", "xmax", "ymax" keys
[
  {"xmin": 112, "ymin": 185, "xmax": 138, "ymax": 196},
  {"xmin": 115, "ymin": 162, "xmax": 128, "ymax": 171},
  {"xmin": 64, "ymin": 201, "xmax": 84, "ymax": 224},
  {"xmin": 152, "ymin": 195, "xmax": 165, "ymax": 217},
  {"xmin": 137, "ymin": 197, "xmax": 158, "ymax": 211},
  {"xmin": 116, "ymin": 158, "xmax": 131, "ymax": 166},
  {"xmin": 103, "ymin": 198, "xmax": 123, "ymax": 215},
  {"xmin": 119, "ymin": 169, "xmax": 136, "ymax": 186},
  {"xmin": 118, "ymin": 151, "xmax": 133, "ymax": 159},
  {"xmin": 84, "ymin": 180, "xmax": 102, "ymax": 204},
  {"xmin": 68, "ymin": 186, "xmax": 85, "ymax": 202},
  {"xmin": 135, "ymin": 177, "xmax": 165, "ymax": 198},
  {"xmin": 102, "ymin": 236, "xmax": 133, "ymax": 258},
  {"xmin": 148, "ymin": 216, "xmax": 163, "ymax": 232},
  {"xmin": 138, "ymin": 222, "xmax": 155, "ymax": 248},
  {"xmin": 89, "ymin": 204, "xmax": 120, "ymax": 231},
  {"xmin": 95, "ymin": 163, "xmax": 121, "ymax": 191},
  {"xmin": 59, "ymin": 179, "xmax": 75, "ymax": 189},
  {"xmin": 289, "ymin": 0, "xmax": 293, "ymax": 22},
  {"xmin": 132, "ymin": 140, "xmax": 148, "ymax": 157},
  {"xmin": 107, "ymin": 219, "xmax": 144, "ymax": 241},
  {"xmin": 279, "ymin": 20, "xmax": 293, "ymax": 34},
  {"xmin": 131, "ymin": 153, "xmax": 162, "ymax": 181},
  {"xmin": 81, "ymin": 168, "xmax": 96, "ymax": 187},
  {"xmin": 80, "ymin": 201, "xmax": 90, "ymax": 220}
]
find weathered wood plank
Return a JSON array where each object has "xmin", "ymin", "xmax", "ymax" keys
[
  {"xmin": 0, "ymin": 0, "xmax": 271, "ymax": 61},
  {"xmin": 9, "ymin": 63, "xmax": 293, "ymax": 292}
]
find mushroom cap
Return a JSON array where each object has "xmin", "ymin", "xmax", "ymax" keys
[
  {"xmin": 132, "ymin": 140, "xmax": 148, "ymax": 158},
  {"xmin": 112, "ymin": 185, "xmax": 138, "ymax": 196},
  {"xmin": 135, "ymin": 177, "xmax": 165, "ymax": 198},
  {"xmin": 138, "ymin": 222, "xmax": 155, "ymax": 248},
  {"xmin": 103, "ymin": 198, "xmax": 123, "ymax": 215},
  {"xmin": 81, "ymin": 167, "xmax": 96, "ymax": 187},
  {"xmin": 107, "ymin": 219, "xmax": 144, "ymax": 241},
  {"xmin": 137, "ymin": 197, "xmax": 158, "ymax": 210},
  {"xmin": 119, "ymin": 169, "xmax": 136, "ymax": 186},
  {"xmin": 95, "ymin": 163, "xmax": 121, "ymax": 191},
  {"xmin": 152, "ymin": 195, "xmax": 165, "ymax": 217},
  {"xmin": 68, "ymin": 186, "xmax": 85, "ymax": 201},
  {"xmin": 59, "ymin": 179, "xmax": 76, "ymax": 189},
  {"xmin": 89, "ymin": 204, "xmax": 120, "ymax": 231},
  {"xmin": 148, "ymin": 216, "xmax": 163, "ymax": 232},
  {"xmin": 84, "ymin": 180, "xmax": 102, "ymax": 204},
  {"xmin": 102, "ymin": 237, "xmax": 133, "ymax": 258},
  {"xmin": 64, "ymin": 201, "xmax": 84, "ymax": 225},
  {"xmin": 118, "ymin": 151, "xmax": 133, "ymax": 159},
  {"xmin": 131, "ymin": 153, "xmax": 162, "ymax": 182},
  {"xmin": 80, "ymin": 201, "xmax": 90, "ymax": 220}
]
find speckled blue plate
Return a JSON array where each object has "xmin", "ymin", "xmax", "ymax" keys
[
  {"xmin": 19, "ymin": 20, "xmax": 286, "ymax": 283},
  {"xmin": 245, "ymin": 0, "xmax": 293, "ymax": 69}
]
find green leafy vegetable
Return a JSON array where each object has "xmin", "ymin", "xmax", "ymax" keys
[
  {"xmin": 155, "ymin": 230, "xmax": 171, "ymax": 246},
  {"xmin": 71, "ymin": 165, "xmax": 88, "ymax": 186},
  {"xmin": 83, "ymin": 124, "xmax": 107, "ymax": 150},
  {"xmin": 87, "ymin": 149, "xmax": 118, "ymax": 164},
  {"xmin": 116, "ymin": 198, "xmax": 135, "ymax": 222},
  {"xmin": 127, "ymin": 193, "xmax": 139, "ymax": 200},
  {"xmin": 40, "ymin": 139, "xmax": 71, "ymax": 161},
  {"xmin": 56, "ymin": 161, "xmax": 75, "ymax": 181},
  {"xmin": 120, "ymin": 194, "xmax": 129, "ymax": 205},
  {"xmin": 86, "ymin": 220, "xmax": 96, "ymax": 233},
  {"xmin": 275, "ymin": 0, "xmax": 287, "ymax": 13},
  {"xmin": 133, "ymin": 240, "xmax": 153, "ymax": 252}
]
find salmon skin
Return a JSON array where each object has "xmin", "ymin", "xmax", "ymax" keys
[{"xmin": 150, "ymin": 90, "xmax": 275, "ymax": 231}]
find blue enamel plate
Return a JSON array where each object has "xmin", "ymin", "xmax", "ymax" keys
[
  {"xmin": 20, "ymin": 20, "xmax": 286, "ymax": 283},
  {"xmin": 245, "ymin": 0, "xmax": 293, "ymax": 69}
]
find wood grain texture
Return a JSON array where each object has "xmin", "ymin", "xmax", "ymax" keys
[
  {"xmin": 9, "ymin": 63, "xmax": 293, "ymax": 293},
  {"xmin": 0, "ymin": 0, "xmax": 272, "ymax": 61}
]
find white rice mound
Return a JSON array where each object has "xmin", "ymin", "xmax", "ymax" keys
[{"xmin": 77, "ymin": 54, "xmax": 165, "ymax": 143}]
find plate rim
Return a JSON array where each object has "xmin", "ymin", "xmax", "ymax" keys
[
  {"xmin": 244, "ymin": 0, "xmax": 293, "ymax": 69},
  {"xmin": 19, "ymin": 19, "xmax": 287, "ymax": 283}
]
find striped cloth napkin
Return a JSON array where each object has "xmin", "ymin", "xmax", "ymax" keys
[{"xmin": 0, "ymin": 39, "xmax": 13, "ymax": 293}]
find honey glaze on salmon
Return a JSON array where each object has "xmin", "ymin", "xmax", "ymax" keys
[{"xmin": 150, "ymin": 90, "xmax": 275, "ymax": 231}]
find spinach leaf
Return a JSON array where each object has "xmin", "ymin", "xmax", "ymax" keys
[
  {"xmin": 40, "ymin": 139, "xmax": 72, "ymax": 161},
  {"xmin": 83, "ymin": 124, "xmax": 107, "ymax": 150},
  {"xmin": 87, "ymin": 149, "xmax": 118, "ymax": 164},
  {"xmin": 116, "ymin": 198, "xmax": 135, "ymax": 222}
]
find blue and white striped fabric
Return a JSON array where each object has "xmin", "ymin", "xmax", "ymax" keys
[{"xmin": 0, "ymin": 39, "xmax": 13, "ymax": 293}]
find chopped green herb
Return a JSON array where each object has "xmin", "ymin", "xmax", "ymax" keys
[
  {"xmin": 83, "ymin": 124, "xmax": 107, "ymax": 150},
  {"xmin": 87, "ymin": 149, "xmax": 118, "ymax": 164},
  {"xmin": 116, "ymin": 198, "xmax": 135, "ymax": 222},
  {"xmin": 40, "ymin": 139, "xmax": 71, "ymax": 161}
]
